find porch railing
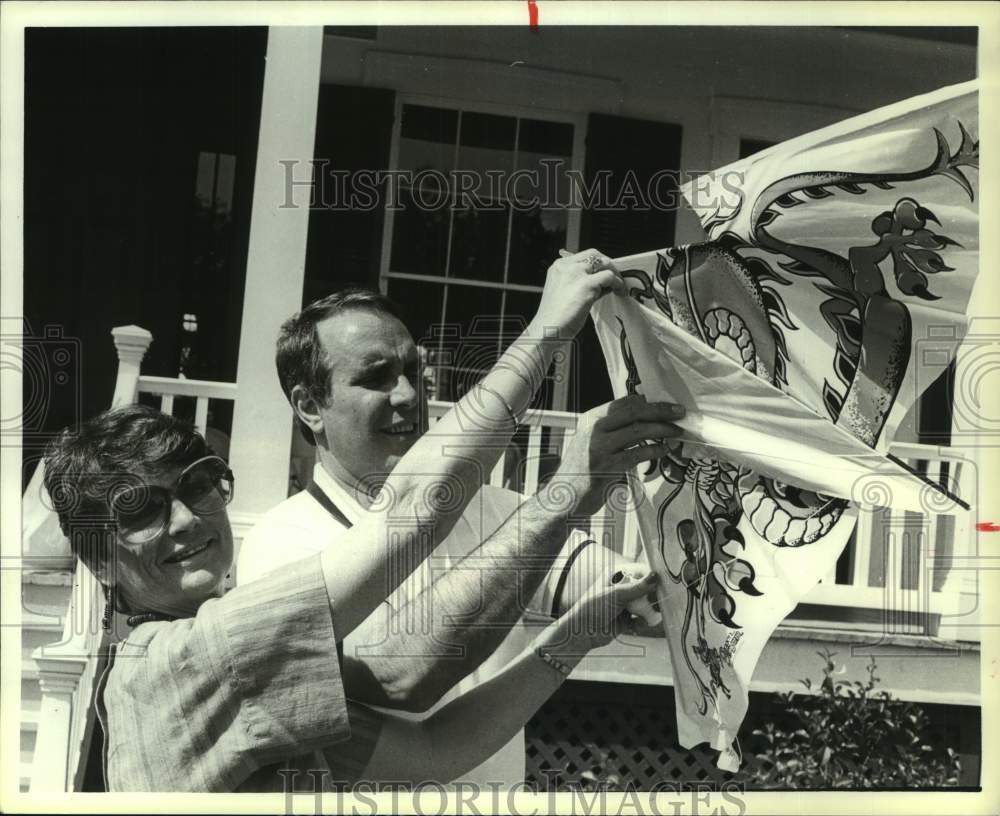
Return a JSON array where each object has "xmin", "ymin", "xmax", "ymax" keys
[{"xmin": 427, "ymin": 402, "xmax": 979, "ymax": 640}]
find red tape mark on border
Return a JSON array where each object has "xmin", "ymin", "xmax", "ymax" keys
[
  {"xmin": 976, "ymin": 522, "xmax": 1000, "ymax": 533},
  {"xmin": 527, "ymin": 0, "xmax": 539, "ymax": 29}
]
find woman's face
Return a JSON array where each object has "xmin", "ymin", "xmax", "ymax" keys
[{"xmin": 109, "ymin": 462, "xmax": 234, "ymax": 618}]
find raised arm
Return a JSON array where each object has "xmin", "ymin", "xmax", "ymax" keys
[
  {"xmin": 321, "ymin": 250, "xmax": 628, "ymax": 638},
  {"xmin": 342, "ymin": 395, "xmax": 682, "ymax": 710},
  {"xmin": 332, "ymin": 567, "xmax": 660, "ymax": 784}
]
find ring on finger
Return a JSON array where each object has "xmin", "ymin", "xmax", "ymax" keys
[{"xmin": 586, "ymin": 254, "xmax": 603, "ymax": 273}]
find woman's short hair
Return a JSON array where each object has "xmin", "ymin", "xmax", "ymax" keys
[
  {"xmin": 275, "ymin": 287, "xmax": 404, "ymax": 444},
  {"xmin": 43, "ymin": 404, "xmax": 208, "ymax": 571}
]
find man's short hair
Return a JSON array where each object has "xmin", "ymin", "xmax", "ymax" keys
[
  {"xmin": 43, "ymin": 404, "xmax": 209, "ymax": 572},
  {"xmin": 276, "ymin": 287, "xmax": 405, "ymax": 445}
]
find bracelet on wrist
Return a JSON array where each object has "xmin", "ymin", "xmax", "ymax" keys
[
  {"xmin": 493, "ymin": 363, "xmax": 540, "ymax": 398},
  {"xmin": 474, "ymin": 382, "xmax": 524, "ymax": 427},
  {"xmin": 550, "ymin": 539, "xmax": 596, "ymax": 617},
  {"xmin": 536, "ymin": 646, "xmax": 575, "ymax": 678}
]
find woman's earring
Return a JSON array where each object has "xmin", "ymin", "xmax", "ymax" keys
[{"xmin": 101, "ymin": 586, "xmax": 114, "ymax": 632}]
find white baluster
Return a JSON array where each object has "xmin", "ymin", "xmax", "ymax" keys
[
  {"xmin": 523, "ymin": 425, "xmax": 543, "ymax": 495},
  {"xmin": 194, "ymin": 397, "xmax": 209, "ymax": 434},
  {"xmin": 110, "ymin": 325, "xmax": 152, "ymax": 407},
  {"xmin": 851, "ymin": 506, "xmax": 874, "ymax": 589},
  {"xmin": 490, "ymin": 451, "xmax": 507, "ymax": 488}
]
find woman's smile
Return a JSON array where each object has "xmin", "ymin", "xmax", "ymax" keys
[{"xmin": 161, "ymin": 537, "xmax": 215, "ymax": 565}]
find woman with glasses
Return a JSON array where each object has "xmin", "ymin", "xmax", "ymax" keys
[{"xmin": 41, "ymin": 250, "xmax": 683, "ymax": 791}]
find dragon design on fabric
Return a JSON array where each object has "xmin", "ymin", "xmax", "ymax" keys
[
  {"xmin": 710, "ymin": 122, "xmax": 979, "ymax": 444},
  {"xmin": 617, "ymin": 122, "xmax": 977, "ymax": 714}
]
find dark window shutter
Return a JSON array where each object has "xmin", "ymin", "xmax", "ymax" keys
[
  {"xmin": 573, "ymin": 113, "xmax": 683, "ymax": 411},
  {"xmin": 303, "ymin": 84, "xmax": 395, "ymax": 304},
  {"xmin": 579, "ymin": 113, "xmax": 683, "ymax": 259},
  {"xmin": 739, "ymin": 138, "xmax": 776, "ymax": 159},
  {"xmin": 917, "ymin": 361, "xmax": 954, "ymax": 445}
]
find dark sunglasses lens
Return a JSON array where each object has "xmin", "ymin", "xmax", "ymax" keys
[
  {"xmin": 178, "ymin": 461, "xmax": 233, "ymax": 513},
  {"xmin": 114, "ymin": 489, "xmax": 169, "ymax": 541}
]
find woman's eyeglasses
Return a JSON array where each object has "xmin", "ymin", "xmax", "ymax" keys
[{"xmin": 110, "ymin": 456, "xmax": 234, "ymax": 544}]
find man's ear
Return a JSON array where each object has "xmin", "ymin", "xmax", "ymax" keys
[{"xmin": 290, "ymin": 384, "xmax": 325, "ymax": 439}]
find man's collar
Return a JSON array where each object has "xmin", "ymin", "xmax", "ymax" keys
[{"xmin": 310, "ymin": 463, "xmax": 364, "ymax": 526}]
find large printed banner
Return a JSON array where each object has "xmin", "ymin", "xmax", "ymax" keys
[{"xmin": 591, "ymin": 81, "xmax": 978, "ymax": 770}]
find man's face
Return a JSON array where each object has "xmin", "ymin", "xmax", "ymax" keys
[
  {"xmin": 314, "ymin": 309, "xmax": 424, "ymax": 483},
  {"xmin": 109, "ymin": 463, "xmax": 234, "ymax": 617}
]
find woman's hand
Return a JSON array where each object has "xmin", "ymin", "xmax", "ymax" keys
[
  {"xmin": 531, "ymin": 248, "xmax": 624, "ymax": 338},
  {"xmin": 543, "ymin": 566, "xmax": 662, "ymax": 656}
]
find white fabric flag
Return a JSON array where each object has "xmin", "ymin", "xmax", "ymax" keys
[{"xmin": 590, "ymin": 80, "xmax": 978, "ymax": 770}]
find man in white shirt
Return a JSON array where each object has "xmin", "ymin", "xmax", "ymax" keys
[{"xmin": 239, "ymin": 285, "xmax": 674, "ymax": 786}]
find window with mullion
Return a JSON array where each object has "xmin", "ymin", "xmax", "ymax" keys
[{"xmin": 384, "ymin": 102, "xmax": 576, "ymax": 410}]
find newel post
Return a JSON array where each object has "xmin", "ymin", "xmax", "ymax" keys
[
  {"xmin": 28, "ymin": 325, "xmax": 152, "ymax": 792},
  {"xmin": 30, "ymin": 656, "xmax": 86, "ymax": 792},
  {"xmin": 110, "ymin": 325, "xmax": 153, "ymax": 408}
]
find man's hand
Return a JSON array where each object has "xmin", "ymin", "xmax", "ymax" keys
[
  {"xmin": 531, "ymin": 248, "xmax": 624, "ymax": 338},
  {"xmin": 549, "ymin": 394, "xmax": 685, "ymax": 518}
]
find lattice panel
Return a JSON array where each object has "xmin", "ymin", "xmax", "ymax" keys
[
  {"xmin": 524, "ymin": 682, "xmax": 979, "ymax": 790},
  {"xmin": 524, "ymin": 689, "xmax": 757, "ymax": 789}
]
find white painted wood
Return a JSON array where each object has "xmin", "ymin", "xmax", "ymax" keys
[
  {"xmin": 138, "ymin": 375, "xmax": 237, "ymax": 400},
  {"xmin": 110, "ymin": 325, "xmax": 153, "ymax": 407},
  {"xmin": 194, "ymin": 397, "xmax": 209, "ymax": 435},
  {"xmin": 375, "ymin": 93, "xmax": 402, "ymax": 300},
  {"xmin": 29, "ymin": 560, "xmax": 105, "ymax": 793},
  {"xmin": 489, "ymin": 452, "xmax": 506, "ymax": 488},
  {"xmin": 159, "ymin": 393, "xmax": 174, "ymax": 416},
  {"xmin": 384, "ymin": 271, "xmax": 544, "ymax": 294},
  {"xmin": 523, "ymin": 426, "xmax": 543, "ymax": 495},
  {"xmin": 921, "ymin": 458, "xmax": 943, "ymax": 594},
  {"xmin": 363, "ymin": 51, "xmax": 622, "ymax": 116},
  {"xmin": 852, "ymin": 508, "xmax": 873, "ymax": 587},
  {"xmin": 570, "ymin": 629, "xmax": 981, "ymax": 705},
  {"xmin": 883, "ymin": 507, "xmax": 899, "ymax": 621},
  {"xmin": 802, "ymin": 582, "xmax": 953, "ymax": 616},
  {"xmin": 228, "ymin": 26, "xmax": 324, "ymax": 516},
  {"xmin": 28, "ymin": 667, "xmax": 78, "ymax": 792}
]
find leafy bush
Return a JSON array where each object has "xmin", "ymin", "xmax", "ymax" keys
[{"xmin": 743, "ymin": 649, "xmax": 961, "ymax": 788}]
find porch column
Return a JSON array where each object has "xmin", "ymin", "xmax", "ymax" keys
[
  {"xmin": 30, "ymin": 657, "xmax": 84, "ymax": 791},
  {"xmin": 229, "ymin": 27, "xmax": 324, "ymax": 515}
]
